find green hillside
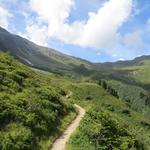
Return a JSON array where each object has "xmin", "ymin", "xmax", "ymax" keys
[
  {"xmin": 99, "ymin": 80, "xmax": 150, "ymax": 114},
  {"xmin": 66, "ymin": 83, "xmax": 150, "ymax": 150},
  {"xmin": 111, "ymin": 57, "xmax": 150, "ymax": 86},
  {"xmin": 1, "ymin": 52, "xmax": 150, "ymax": 150},
  {"xmin": 0, "ymin": 52, "xmax": 76, "ymax": 150},
  {"xmin": 123, "ymin": 60, "xmax": 150, "ymax": 84},
  {"xmin": 0, "ymin": 27, "xmax": 93, "ymax": 75}
]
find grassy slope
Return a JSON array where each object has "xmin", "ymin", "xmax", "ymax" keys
[
  {"xmin": 1, "ymin": 52, "xmax": 150, "ymax": 150},
  {"xmin": 99, "ymin": 79, "xmax": 150, "ymax": 114},
  {"xmin": 0, "ymin": 52, "xmax": 76, "ymax": 150},
  {"xmin": 65, "ymin": 83, "xmax": 150, "ymax": 150},
  {"xmin": 0, "ymin": 27, "xmax": 93, "ymax": 74},
  {"xmin": 110, "ymin": 59, "xmax": 150, "ymax": 86},
  {"xmin": 35, "ymin": 66, "xmax": 150, "ymax": 149},
  {"xmin": 124, "ymin": 61, "xmax": 150, "ymax": 84}
]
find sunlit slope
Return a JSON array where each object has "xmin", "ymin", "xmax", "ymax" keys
[
  {"xmin": 0, "ymin": 52, "xmax": 75, "ymax": 150},
  {"xmin": 0, "ymin": 26, "xmax": 92, "ymax": 75}
]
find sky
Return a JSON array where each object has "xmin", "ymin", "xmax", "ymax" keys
[{"xmin": 0, "ymin": 0, "xmax": 150, "ymax": 62}]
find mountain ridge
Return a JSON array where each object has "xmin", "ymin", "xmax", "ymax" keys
[
  {"xmin": 0, "ymin": 26, "xmax": 93, "ymax": 74},
  {"xmin": 1, "ymin": 25, "xmax": 150, "ymax": 65},
  {"xmin": 0, "ymin": 26, "xmax": 150, "ymax": 75},
  {"xmin": 1, "ymin": 26, "xmax": 150, "ymax": 149}
]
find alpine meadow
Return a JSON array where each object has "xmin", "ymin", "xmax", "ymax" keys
[{"xmin": 0, "ymin": 0, "xmax": 150, "ymax": 150}]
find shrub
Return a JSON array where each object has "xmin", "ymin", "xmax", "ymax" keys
[
  {"xmin": 70, "ymin": 109, "xmax": 137, "ymax": 150},
  {"xmin": 122, "ymin": 109, "xmax": 131, "ymax": 115},
  {"xmin": 99, "ymin": 79, "xmax": 150, "ymax": 113},
  {"xmin": 0, "ymin": 52, "xmax": 74, "ymax": 149},
  {"xmin": 0, "ymin": 123, "xmax": 37, "ymax": 150}
]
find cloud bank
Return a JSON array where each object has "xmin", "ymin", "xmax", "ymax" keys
[
  {"xmin": 3, "ymin": 0, "xmax": 149, "ymax": 61},
  {"xmin": 0, "ymin": 6, "xmax": 12, "ymax": 29},
  {"xmin": 26, "ymin": 0, "xmax": 133, "ymax": 49}
]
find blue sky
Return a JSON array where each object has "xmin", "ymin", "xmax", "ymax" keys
[{"xmin": 0, "ymin": 0, "xmax": 150, "ymax": 62}]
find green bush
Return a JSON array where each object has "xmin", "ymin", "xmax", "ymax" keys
[
  {"xmin": 0, "ymin": 123, "xmax": 37, "ymax": 150},
  {"xmin": 99, "ymin": 79, "xmax": 150, "ymax": 113},
  {"xmin": 69, "ymin": 109, "xmax": 137, "ymax": 150},
  {"xmin": 0, "ymin": 52, "xmax": 74, "ymax": 149}
]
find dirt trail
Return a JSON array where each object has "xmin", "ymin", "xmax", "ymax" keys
[{"xmin": 50, "ymin": 104, "xmax": 85, "ymax": 150}]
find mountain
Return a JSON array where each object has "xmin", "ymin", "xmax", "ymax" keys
[
  {"xmin": 92, "ymin": 54, "xmax": 150, "ymax": 88},
  {"xmin": 0, "ymin": 26, "xmax": 150, "ymax": 86},
  {"xmin": 1, "ymin": 27, "xmax": 150, "ymax": 149},
  {"xmin": 0, "ymin": 52, "xmax": 76, "ymax": 150},
  {"xmin": 1, "ymin": 52, "xmax": 150, "ymax": 150},
  {"xmin": 0, "ymin": 27, "xmax": 92, "ymax": 74},
  {"xmin": 93, "ymin": 55, "xmax": 150, "ymax": 70},
  {"xmin": 0, "ymin": 26, "xmax": 150, "ymax": 76}
]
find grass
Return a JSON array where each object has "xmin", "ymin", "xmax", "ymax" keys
[
  {"xmin": 121, "ymin": 59, "xmax": 150, "ymax": 84},
  {"xmin": 65, "ymin": 82, "xmax": 150, "ymax": 150},
  {"xmin": 0, "ymin": 52, "xmax": 76, "ymax": 150},
  {"xmin": 127, "ymin": 66, "xmax": 150, "ymax": 84},
  {"xmin": 40, "ymin": 111, "xmax": 77, "ymax": 150},
  {"xmin": 1, "ymin": 52, "xmax": 150, "ymax": 150}
]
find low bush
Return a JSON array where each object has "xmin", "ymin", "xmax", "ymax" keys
[
  {"xmin": 0, "ymin": 52, "xmax": 75, "ymax": 149},
  {"xmin": 69, "ymin": 109, "xmax": 138, "ymax": 150}
]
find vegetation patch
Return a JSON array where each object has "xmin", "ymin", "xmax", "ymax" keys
[
  {"xmin": 99, "ymin": 79, "xmax": 150, "ymax": 113},
  {"xmin": 68, "ymin": 109, "xmax": 138, "ymax": 150},
  {"xmin": 0, "ymin": 52, "xmax": 75, "ymax": 150}
]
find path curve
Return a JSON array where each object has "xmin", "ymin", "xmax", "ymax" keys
[{"xmin": 50, "ymin": 104, "xmax": 85, "ymax": 150}]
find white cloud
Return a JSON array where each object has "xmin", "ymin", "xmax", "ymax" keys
[
  {"xmin": 19, "ymin": 22, "xmax": 49, "ymax": 46},
  {"xmin": 118, "ymin": 58, "xmax": 125, "ymax": 61},
  {"xmin": 0, "ymin": 6, "xmax": 12, "ymax": 29},
  {"xmin": 27, "ymin": 0, "xmax": 133, "ymax": 49}
]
